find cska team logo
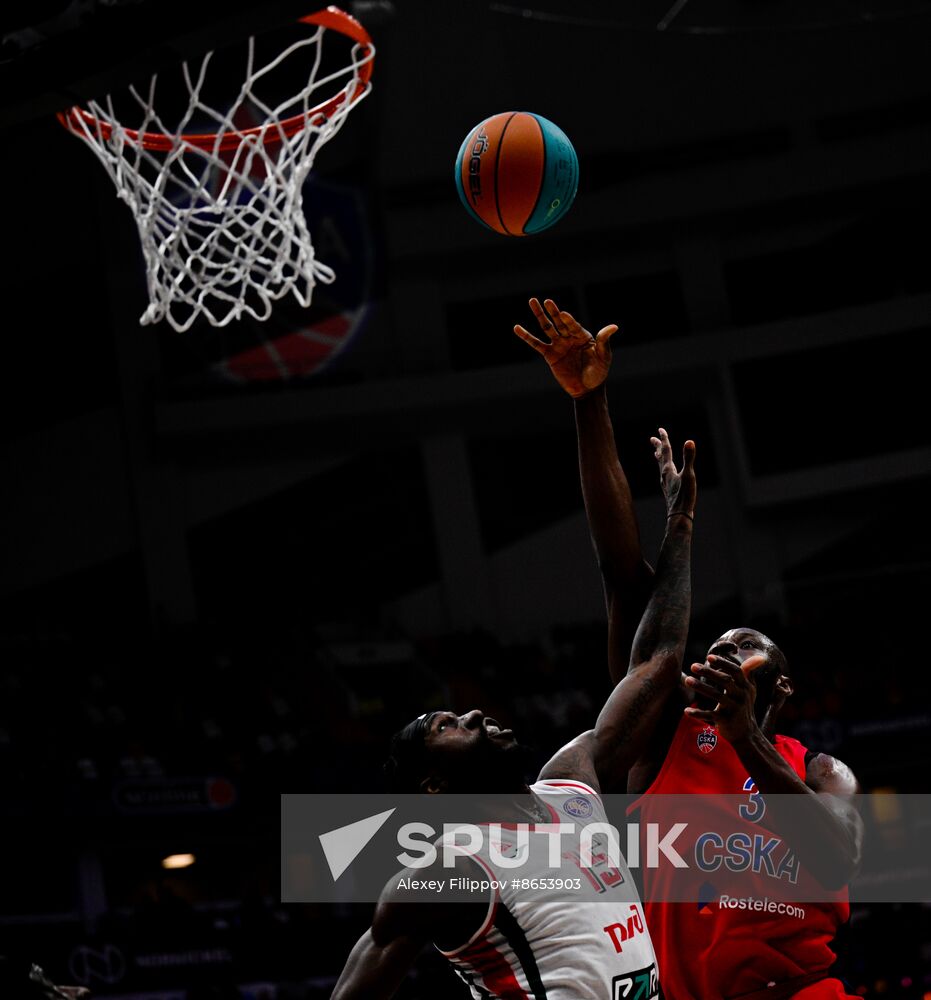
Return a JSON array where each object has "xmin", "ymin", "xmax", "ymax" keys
[{"xmin": 697, "ymin": 726, "xmax": 717, "ymax": 754}]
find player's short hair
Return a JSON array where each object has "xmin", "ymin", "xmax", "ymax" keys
[{"xmin": 384, "ymin": 712, "xmax": 435, "ymax": 793}]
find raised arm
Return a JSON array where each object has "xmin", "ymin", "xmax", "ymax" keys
[
  {"xmin": 514, "ymin": 297, "xmax": 653, "ymax": 683},
  {"xmin": 589, "ymin": 440, "xmax": 696, "ymax": 792}
]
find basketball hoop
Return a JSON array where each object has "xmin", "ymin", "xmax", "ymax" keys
[{"xmin": 58, "ymin": 6, "xmax": 375, "ymax": 333}]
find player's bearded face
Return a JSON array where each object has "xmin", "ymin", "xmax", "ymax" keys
[{"xmin": 432, "ymin": 728, "xmax": 532, "ymax": 793}]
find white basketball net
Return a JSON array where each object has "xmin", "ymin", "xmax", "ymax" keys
[{"xmin": 62, "ymin": 14, "xmax": 374, "ymax": 332}]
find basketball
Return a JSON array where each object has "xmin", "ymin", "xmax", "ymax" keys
[{"xmin": 454, "ymin": 111, "xmax": 579, "ymax": 236}]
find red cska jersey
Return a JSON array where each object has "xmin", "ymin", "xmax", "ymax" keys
[{"xmin": 634, "ymin": 713, "xmax": 851, "ymax": 1000}]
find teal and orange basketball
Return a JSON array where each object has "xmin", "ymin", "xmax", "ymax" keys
[{"xmin": 454, "ymin": 112, "xmax": 579, "ymax": 236}]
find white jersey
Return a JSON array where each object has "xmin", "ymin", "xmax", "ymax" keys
[{"xmin": 437, "ymin": 779, "xmax": 659, "ymax": 1000}]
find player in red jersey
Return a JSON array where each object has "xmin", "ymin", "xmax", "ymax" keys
[{"xmin": 515, "ymin": 297, "xmax": 864, "ymax": 1000}]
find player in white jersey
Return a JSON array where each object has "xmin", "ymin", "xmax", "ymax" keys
[
  {"xmin": 331, "ymin": 298, "xmax": 698, "ymax": 1000},
  {"xmin": 438, "ymin": 778, "xmax": 657, "ymax": 1000}
]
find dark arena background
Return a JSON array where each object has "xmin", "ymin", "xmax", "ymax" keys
[{"xmin": 1, "ymin": 0, "xmax": 929, "ymax": 997}]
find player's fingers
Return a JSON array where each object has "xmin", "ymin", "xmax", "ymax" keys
[
  {"xmin": 560, "ymin": 310, "xmax": 589, "ymax": 342},
  {"xmin": 706, "ymin": 655, "xmax": 744, "ymax": 680},
  {"xmin": 543, "ymin": 298, "xmax": 572, "ymax": 338},
  {"xmin": 514, "ymin": 324, "xmax": 549, "ymax": 352},
  {"xmin": 682, "ymin": 439, "xmax": 696, "ymax": 470},
  {"xmin": 528, "ymin": 297, "xmax": 553, "ymax": 331},
  {"xmin": 595, "ymin": 324, "xmax": 619, "ymax": 346},
  {"xmin": 740, "ymin": 654, "xmax": 767, "ymax": 676},
  {"xmin": 655, "ymin": 427, "xmax": 674, "ymax": 467},
  {"xmin": 691, "ymin": 662, "xmax": 731, "ymax": 685},
  {"xmin": 529, "ymin": 299, "xmax": 561, "ymax": 340},
  {"xmin": 685, "ymin": 677, "xmax": 729, "ymax": 702}
]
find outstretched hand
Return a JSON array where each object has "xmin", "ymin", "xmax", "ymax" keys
[
  {"xmin": 514, "ymin": 297, "xmax": 618, "ymax": 398},
  {"xmin": 651, "ymin": 427, "xmax": 696, "ymax": 518}
]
